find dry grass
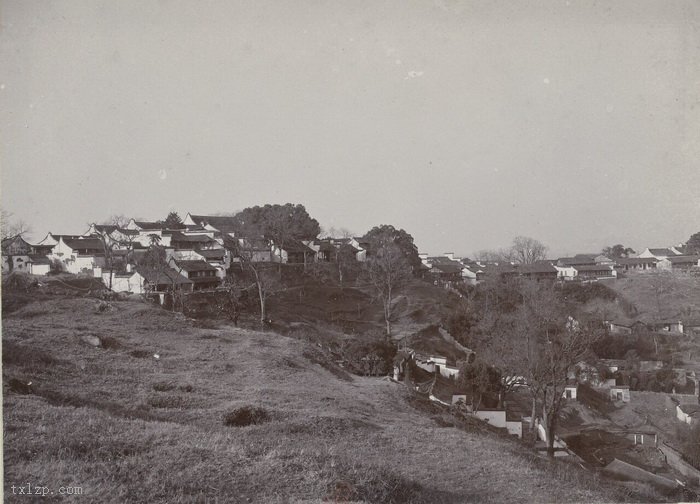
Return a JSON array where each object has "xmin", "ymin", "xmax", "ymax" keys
[
  {"xmin": 610, "ymin": 271, "xmax": 700, "ymax": 320},
  {"xmin": 2, "ymin": 294, "xmax": 668, "ymax": 503}
]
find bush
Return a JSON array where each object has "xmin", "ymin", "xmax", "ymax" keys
[{"xmin": 222, "ymin": 406, "xmax": 270, "ymax": 427}]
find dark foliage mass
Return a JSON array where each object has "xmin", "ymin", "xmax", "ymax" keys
[
  {"xmin": 361, "ymin": 224, "xmax": 421, "ymax": 273},
  {"xmin": 231, "ymin": 203, "xmax": 321, "ymax": 241}
]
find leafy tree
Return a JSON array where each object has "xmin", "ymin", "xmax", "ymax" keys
[
  {"xmin": 601, "ymin": 244, "xmax": 636, "ymax": 258},
  {"xmin": 510, "ymin": 236, "xmax": 548, "ymax": 264},
  {"xmin": 232, "ymin": 203, "xmax": 320, "ymax": 242},
  {"xmin": 362, "ymin": 224, "xmax": 421, "ymax": 272},
  {"xmin": 362, "ymin": 242, "xmax": 412, "ymax": 336},
  {"xmin": 686, "ymin": 232, "xmax": 700, "ymax": 254},
  {"xmin": 162, "ymin": 211, "xmax": 185, "ymax": 229}
]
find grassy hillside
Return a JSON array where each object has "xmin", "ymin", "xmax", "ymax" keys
[
  {"xmin": 610, "ymin": 272, "xmax": 700, "ymax": 321},
  {"xmin": 2, "ymin": 294, "xmax": 668, "ymax": 503}
]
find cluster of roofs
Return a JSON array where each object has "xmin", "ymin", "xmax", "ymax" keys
[
  {"xmin": 420, "ymin": 247, "xmax": 700, "ymax": 286},
  {"xmin": 0, "ymin": 213, "xmax": 370, "ymax": 294}
]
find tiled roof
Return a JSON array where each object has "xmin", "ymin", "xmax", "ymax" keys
[
  {"xmin": 170, "ymin": 232, "xmax": 216, "ymax": 243},
  {"xmin": 197, "ymin": 249, "xmax": 226, "ymax": 259},
  {"xmin": 572, "ymin": 264, "xmax": 613, "ymax": 272},
  {"xmin": 615, "ymin": 257, "xmax": 658, "ymax": 265},
  {"xmin": 518, "ymin": 263, "xmax": 558, "ymax": 274},
  {"xmin": 64, "ymin": 238, "xmax": 104, "ymax": 250},
  {"xmin": 188, "ymin": 215, "xmax": 239, "ymax": 233},
  {"xmin": 665, "ymin": 255, "xmax": 700, "ymax": 264},
  {"xmin": 137, "ymin": 267, "xmax": 192, "ymax": 285},
  {"xmin": 173, "ymin": 260, "xmax": 218, "ymax": 272},
  {"xmin": 558, "ymin": 257, "xmax": 596, "ymax": 266}
]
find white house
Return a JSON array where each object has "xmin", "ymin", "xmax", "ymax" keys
[
  {"xmin": 637, "ymin": 248, "xmax": 681, "ymax": 260},
  {"xmin": 610, "ymin": 385, "xmax": 631, "ymax": 402},
  {"xmin": 676, "ymin": 403, "xmax": 700, "ymax": 426},
  {"xmin": 102, "ymin": 269, "xmax": 147, "ymax": 294},
  {"xmin": 50, "ymin": 237, "xmax": 105, "ymax": 276},
  {"xmin": 28, "ymin": 255, "xmax": 51, "ymax": 275}
]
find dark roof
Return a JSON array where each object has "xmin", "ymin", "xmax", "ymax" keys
[
  {"xmin": 279, "ymin": 239, "xmax": 314, "ymax": 253},
  {"xmin": 136, "ymin": 267, "xmax": 192, "ymax": 285},
  {"xmin": 647, "ymin": 248, "xmax": 676, "ymax": 256},
  {"xmin": 680, "ymin": 403, "xmax": 700, "ymax": 415},
  {"xmin": 558, "ymin": 257, "xmax": 596, "ymax": 266},
  {"xmin": 28, "ymin": 255, "xmax": 51, "ymax": 264},
  {"xmin": 188, "ymin": 215, "xmax": 239, "ymax": 233},
  {"xmin": 615, "ymin": 257, "xmax": 658, "ymax": 265},
  {"xmin": 572, "ymin": 265, "xmax": 613, "ymax": 272},
  {"xmin": 169, "ymin": 232, "xmax": 217, "ymax": 243},
  {"xmin": 64, "ymin": 238, "xmax": 105, "ymax": 250},
  {"xmin": 1, "ymin": 235, "xmax": 32, "ymax": 251},
  {"xmin": 133, "ymin": 221, "xmax": 163, "ymax": 230},
  {"xmin": 431, "ymin": 262, "xmax": 463, "ymax": 274},
  {"xmin": 518, "ymin": 263, "xmax": 558, "ymax": 274},
  {"xmin": 189, "ymin": 276, "xmax": 221, "ymax": 284},
  {"xmin": 173, "ymin": 260, "xmax": 218, "ymax": 272},
  {"xmin": 664, "ymin": 255, "xmax": 700, "ymax": 264},
  {"xmin": 316, "ymin": 240, "xmax": 337, "ymax": 252},
  {"xmin": 197, "ymin": 249, "xmax": 226, "ymax": 259}
]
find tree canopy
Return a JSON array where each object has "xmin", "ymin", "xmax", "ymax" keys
[
  {"xmin": 601, "ymin": 244, "xmax": 636, "ymax": 258},
  {"xmin": 162, "ymin": 211, "xmax": 185, "ymax": 229},
  {"xmin": 362, "ymin": 224, "xmax": 421, "ymax": 272},
  {"xmin": 232, "ymin": 203, "xmax": 320, "ymax": 242},
  {"xmin": 686, "ymin": 232, "xmax": 700, "ymax": 254}
]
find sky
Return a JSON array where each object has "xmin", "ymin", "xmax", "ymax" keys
[{"xmin": 1, "ymin": 0, "xmax": 699, "ymax": 257}]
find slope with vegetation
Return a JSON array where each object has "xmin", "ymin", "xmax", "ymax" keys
[{"xmin": 2, "ymin": 289, "xmax": 665, "ymax": 503}]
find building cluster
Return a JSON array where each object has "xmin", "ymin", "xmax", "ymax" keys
[
  {"xmin": 420, "ymin": 246, "xmax": 700, "ymax": 287},
  {"xmin": 0, "ymin": 213, "xmax": 369, "ymax": 294}
]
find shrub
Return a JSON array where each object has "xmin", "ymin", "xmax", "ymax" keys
[{"xmin": 222, "ymin": 406, "xmax": 270, "ymax": 427}]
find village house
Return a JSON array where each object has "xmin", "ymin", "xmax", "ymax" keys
[
  {"xmin": 1, "ymin": 235, "xmax": 34, "ymax": 273},
  {"xmin": 102, "ymin": 267, "xmax": 147, "ymax": 294},
  {"xmin": 606, "ymin": 318, "xmax": 648, "ymax": 335},
  {"xmin": 182, "ymin": 213, "xmax": 240, "ymax": 239},
  {"xmin": 676, "ymin": 403, "xmax": 700, "ymax": 426},
  {"xmin": 657, "ymin": 255, "xmax": 700, "ymax": 271},
  {"xmin": 169, "ymin": 259, "xmax": 220, "ymax": 290},
  {"xmin": 271, "ymin": 239, "xmax": 316, "ymax": 264},
  {"xmin": 614, "ymin": 257, "xmax": 658, "ymax": 272},
  {"xmin": 557, "ymin": 256, "xmax": 597, "ymax": 267},
  {"xmin": 50, "ymin": 237, "xmax": 106, "ymax": 276},
  {"xmin": 428, "ymin": 257, "xmax": 464, "ymax": 285},
  {"xmin": 610, "ymin": 385, "xmax": 631, "ymax": 402},
  {"xmin": 138, "ymin": 267, "xmax": 194, "ymax": 294},
  {"xmin": 572, "ymin": 264, "xmax": 617, "ymax": 281},
  {"xmin": 517, "ymin": 262, "xmax": 559, "ymax": 281},
  {"xmin": 564, "ymin": 381, "xmax": 578, "ymax": 400},
  {"xmin": 637, "ymin": 248, "xmax": 681, "ymax": 260},
  {"xmin": 27, "ymin": 255, "xmax": 51, "ymax": 275}
]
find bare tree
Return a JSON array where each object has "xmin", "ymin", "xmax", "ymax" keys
[
  {"xmin": 224, "ymin": 237, "xmax": 282, "ymax": 326},
  {"xmin": 474, "ymin": 248, "xmax": 516, "ymax": 263},
  {"xmin": 1, "ymin": 209, "xmax": 32, "ymax": 241},
  {"xmin": 363, "ymin": 243, "xmax": 412, "ymax": 336},
  {"xmin": 510, "ymin": 236, "xmax": 548, "ymax": 264}
]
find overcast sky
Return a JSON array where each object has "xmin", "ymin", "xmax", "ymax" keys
[{"xmin": 1, "ymin": 0, "xmax": 698, "ymax": 256}]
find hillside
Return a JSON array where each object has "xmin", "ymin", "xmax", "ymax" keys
[
  {"xmin": 609, "ymin": 272, "xmax": 700, "ymax": 321},
  {"xmin": 0, "ymin": 294, "xmax": 658, "ymax": 503}
]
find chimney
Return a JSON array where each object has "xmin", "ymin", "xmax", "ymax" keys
[{"xmin": 444, "ymin": 252, "xmax": 454, "ymax": 260}]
